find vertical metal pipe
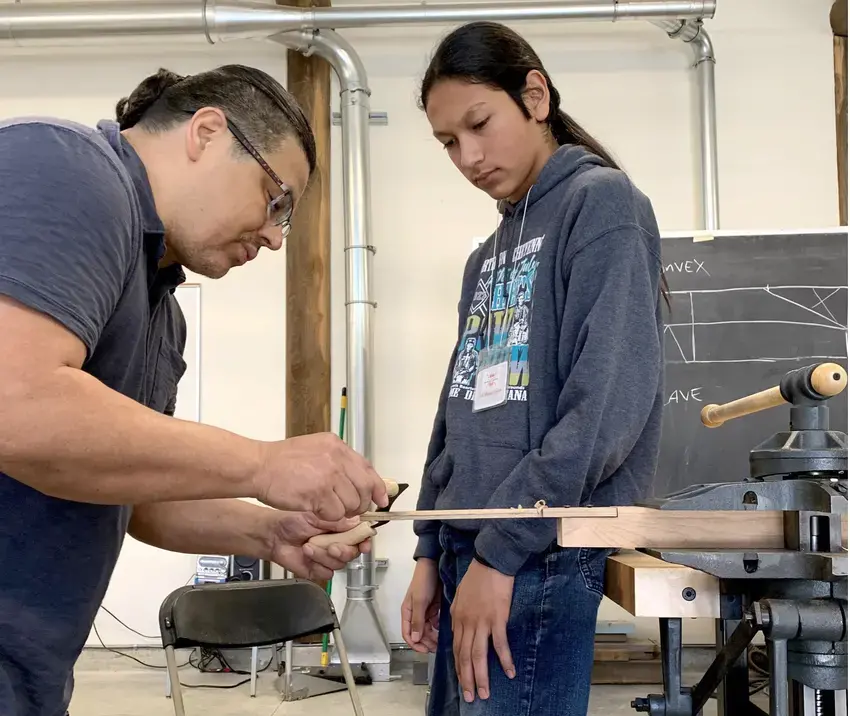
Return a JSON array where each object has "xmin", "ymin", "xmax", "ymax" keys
[
  {"xmin": 336, "ymin": 34, "xmax": 380, "ymax": 643},
  {"xmin": 691, "ymin": 27, "xmax": 719, "ymax": 230},
  {"xmin": 651, "ymin": 20, "xmax": 719, "ymax": 230},
  {"xmin": 272, "ymin": 28, "xmax": 391, "ymax": 680}
]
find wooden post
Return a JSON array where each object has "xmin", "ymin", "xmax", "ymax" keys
[
  {"xmin": 831, "ymin": 0, "xmax": 847, "ymax": 225},
  {"xmin": 281, "ymin": 0, "xmax": 332, "ymax": 442},
  {"xmin": 280, "ymin": 0, "xmax": 332, "ymax": 635}
]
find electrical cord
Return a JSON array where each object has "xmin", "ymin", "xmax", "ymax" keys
[
  {"xmin": 748, "ymin": 645, "xmax": 770, "ymax": 697},
  {"xmin": 173, "ymin": 647, "xmax": 277, "ymax": 690},
  {"xmin": 91, "ymin": 622, "xmax": 189, "ymax": 670},
  {"xmin": 188, "ymin": 645, "xmax": 277, "ymax": 676},
  {"xmin": 99, "ymin": 606, "xmax": 159, "ymax": 640},
  {"xmin": 95, "ymin": 573, "xmax": 196, "ymax": 643},
  {"xmin": 91, "ymin": 575, "xmax": 279, "ymax": 690},
  {"xmin": 91, "ymin": 612, "xmax": 279, "ymax": 690},
  {"xmin": 180, "ymin": 677, "xmax": 253, "ymax": 690}
]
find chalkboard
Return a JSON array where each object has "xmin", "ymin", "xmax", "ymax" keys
[{"xmin": 654, "ymin": 230, "xmax": 848, "ymax": 497}]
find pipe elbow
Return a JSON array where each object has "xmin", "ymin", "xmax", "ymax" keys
[
  {"xmin": 688, "ymin": 25, "xmax": 715, "ymax": 65},
  {"xmin": 652, "ymin": 18, "xmax": 715, "ymax": 66},
  {"xmin": 273, "ymin": 28, "xmax": 370, "ymax": 95}
]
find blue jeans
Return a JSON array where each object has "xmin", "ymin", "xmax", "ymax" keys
[{"xmin": 427, "ymin": 525, "xmax": 610, "ymax": 716}]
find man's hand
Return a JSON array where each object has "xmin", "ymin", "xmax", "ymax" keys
[
  {"xmin": 451, "ymin": 559, "xmax": 516, "ymax": 703},
  {"xmin": 401, "ymin": 558, "xmax": 441, "ymax": 654},
  {"xmin": 268, "ymin": 511, "xmax": 371, "ymax": 581},
  {"xmin": 129, "ymin": 500, "xmax": 368, "ymax": 582},
  {"xmin": 253, "ymin": 433, "xmax": 388, "ymax": 521}
]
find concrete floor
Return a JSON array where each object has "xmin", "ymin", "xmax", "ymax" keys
[{"xmin": 69, "ymin": 650, "xmax": 719, "ymax": 716}]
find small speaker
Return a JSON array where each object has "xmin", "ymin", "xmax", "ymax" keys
[{"xmin": 226, "ymin": 555, "xmax": 271, "ymax": 582}]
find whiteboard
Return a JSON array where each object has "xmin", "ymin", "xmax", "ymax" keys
[{"xmin": 87, "ymin": 283, "xmax": 203, "ymax": 647}]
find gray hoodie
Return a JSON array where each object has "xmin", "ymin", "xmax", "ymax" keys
[{"xmin": 413, "ymin": 144, "xmax": 665, "ymax": 575}]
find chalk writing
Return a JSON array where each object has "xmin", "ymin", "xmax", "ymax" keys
[
  {"xmin": 664, "ymin": 259, "xmax": 710, "ymax": 276},
  {"xmin": 665, "ymin": 387, "xmax": 703, "ymax": 406}
]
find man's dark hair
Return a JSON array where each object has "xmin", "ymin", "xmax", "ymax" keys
[{"xmin": 115, "ymin": 64, "xmax": 316, "ymax": 175}]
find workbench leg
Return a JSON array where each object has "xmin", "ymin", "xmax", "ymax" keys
[
  {"xmin": 633, "ymin": 619, "xmax": 692, "ymax": 715},
  {"xmin": 660, "ymin": 619, "xmax": 685, "ymax": 706},
  {"xmin": 714, "ymin": 619, "xmax": 753, "ymax": 716},
  {"xmin": 768, "ymin": 639, "xmax": 789, "ymax": 716}
]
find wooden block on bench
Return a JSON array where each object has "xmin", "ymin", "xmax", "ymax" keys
[{"xmin": 604, "ymin": 550, "xmax": 720, "ymax": 619}]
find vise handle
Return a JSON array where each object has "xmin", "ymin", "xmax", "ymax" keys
[{"xmin": 701, "ymin": 362, "xmax": 847, "ymax": 428}]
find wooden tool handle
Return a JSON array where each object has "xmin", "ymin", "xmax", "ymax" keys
[
  {"xmin": 701, "ymin": 363, "xmax": 848, "ymax": 428},
  {"xmin": 308, "ymin": 522, "xmax": 377, "ymax": 549},
  {"xmin": 810, "ymin": 362, "xmax": 848, "ymax": 397},
  {"xmin": 304, "ymin": 480, "xmax": 397, "ymax": 551},
  {"xmin": 700, "ymin": 386, "xmax": 785, "ymax": 428}
]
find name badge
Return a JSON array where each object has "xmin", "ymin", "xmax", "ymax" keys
[{"xmin": 473, "ymin": 361, "xmax": 508, "ymax": 412}]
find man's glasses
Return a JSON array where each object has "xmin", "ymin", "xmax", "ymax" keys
[{"xmin": 226, "ymin": 119, "xmax": 293, "ymax": 240}]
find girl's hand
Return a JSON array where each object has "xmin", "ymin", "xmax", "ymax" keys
[
  {"xmin": 450, "ymin": 559, "xmax": 516, "ymax": 702},
  {"xmin": 401, "ymin": 558, "xmax": 442, "ymax": 653}
]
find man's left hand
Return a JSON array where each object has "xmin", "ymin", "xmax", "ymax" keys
[
  {"xmin": 450, "ymin": 558, "xmax": 516, "ymax": 703},
  {"xmin": 268, "ymin": 512, "xmax": 370, "ymax": 580}
]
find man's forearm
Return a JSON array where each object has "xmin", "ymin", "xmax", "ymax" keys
[
  {"xmin": 0, "ymin": 366, "xmax": 262, "ymax": 505},
  {"xmin": 128, "ymin": 499, "xmax": 275, "ymax": 561}
]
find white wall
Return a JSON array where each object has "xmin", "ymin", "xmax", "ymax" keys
[{"xmin": 0, "ymin": 0, "xmax": 840, "ymax": 648}]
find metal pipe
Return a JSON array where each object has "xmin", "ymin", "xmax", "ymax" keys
[
  {"xmin": 0, "ymin": 1, "xmax": 207, "ymax": 45},
  {"xmin": 652, "ymin": 19, "xmax": 719, "ymax": 230},
  {"xmin": 0, "ymin": 0, "xmax": 716, "ymax": 47},
  {"xmin": 272, "ymin": 28, "xmax": 390, "ymax": 681},
  {"xmin": 650, "ymin": 17, "xmax": 702, "ymax": 41},
  {"xmin": 692, "ymin": 26, "xmax": 719, "ymax": 230},
  {"xmin": 299, "ymin": 0, "xmax": 716, "ymax": 31}
]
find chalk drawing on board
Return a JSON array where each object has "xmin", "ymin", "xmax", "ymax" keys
[{"xmin": 664, "ymin": 285, "xmax": 848, "ymax": 365}]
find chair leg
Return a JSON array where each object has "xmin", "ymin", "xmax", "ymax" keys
[
  {"xmin": 273, "ymin": 643, "xmax": 281, "ymax": 674},
  {"xmin": 333, "ymin": 627, "xmax": 365, "ymax": 716},
  {"xmin": 164, "ymin": 645, "xmax": 186, "ymax": 716},
  {"xmin": 250, "ymin": 646, "xmax": 259, "ymax": 697}
]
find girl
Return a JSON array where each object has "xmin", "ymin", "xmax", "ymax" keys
[{"xmin": 401, "ymin": 21, "xmax": 667, "ymax": 716}]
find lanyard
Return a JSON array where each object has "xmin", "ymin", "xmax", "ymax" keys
[{"xmin": 482, "ymin": 189, "xmax": 531, "ymax": 353}]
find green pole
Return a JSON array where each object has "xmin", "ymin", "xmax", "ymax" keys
[{"xmin": 321, "ymin": 387, "xmax": 347, "ymax": 667}]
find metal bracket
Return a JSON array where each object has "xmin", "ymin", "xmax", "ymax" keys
[{"xmin": 332, "ymin": 111, "xmax": 388, "ymax": 126}]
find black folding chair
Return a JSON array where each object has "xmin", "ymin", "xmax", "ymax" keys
[{"xmin": 159, "ymin": 578, "xmax": 363, "ymax": 715}]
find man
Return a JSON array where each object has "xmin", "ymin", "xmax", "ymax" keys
[{"xmin": 0, "ymin": 64, "xmax": 386, "ymax": 716}]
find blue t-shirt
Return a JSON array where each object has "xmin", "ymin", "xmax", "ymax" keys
[{"xmin": 0, "ymin": 118, "xmax": 187, "ymax": 716}]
